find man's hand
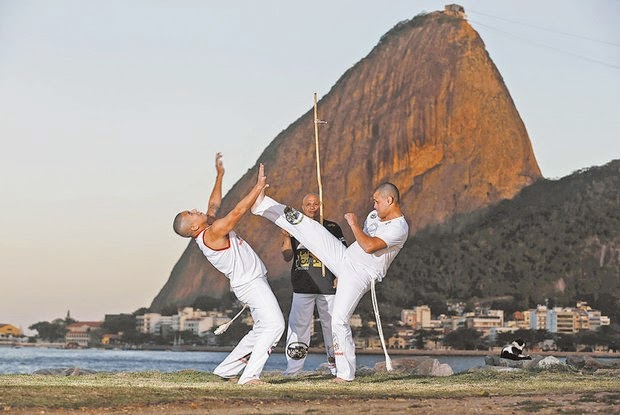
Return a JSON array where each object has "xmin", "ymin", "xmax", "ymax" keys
[
  {"xmin": 215, "ymin": 152, "xmax": 225, "ymax": 176},
  {"xmin": 256, "ymin": 163, "xmax": 268, "ymax": 190},
  {"xmin": 344, "ymin": 213, "xmax": 359, "ymax": 228},
  {"xmin": 333, "ymin": 277, "xmax": 338, "ymax": 289}
]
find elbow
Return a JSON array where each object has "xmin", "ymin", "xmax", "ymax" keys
[
  {"xmin": 362, "ymin": 246, "xmax": 376, "ymax": 254},
  {"xmin": 282, "ymin": 250, "xmax": 293, "ymax": 262},
  {"xmin": 361, "ymin": 242, "xmax": 383, "ymax": 254}
]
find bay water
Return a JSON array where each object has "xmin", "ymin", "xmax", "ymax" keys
[{"xmin": 0, "ymin": 347, "xmax": 487, "ymax": 375}]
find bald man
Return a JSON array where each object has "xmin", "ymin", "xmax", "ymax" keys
[
  {"xmin": 281, "ymin": 193, "xmax": 347, "ymax": 376},
  {"xmin": 252, "ymin": 176, "xmax": 409, "ymax": 382},
  {"xmin": 173, "ymin": 153, "xmax": 284, "ymax": 385}
]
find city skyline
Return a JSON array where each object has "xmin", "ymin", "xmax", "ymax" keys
[{"xmin": 1, "ymin": 1, "xmax": 618, "ymax": 333}]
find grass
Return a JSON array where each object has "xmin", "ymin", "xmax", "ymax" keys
[{"xmin": 0, "ymin": 369, "xmax": 619, "ymax": 410}]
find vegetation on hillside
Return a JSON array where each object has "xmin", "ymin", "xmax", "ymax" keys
[{"xmin": 374, "ymin": 160, "xmax": 620, "ymax": 322}]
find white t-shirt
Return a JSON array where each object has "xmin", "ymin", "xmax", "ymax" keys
[
  {"xmin": 346, "ymin": 210, "xmax": 409, "ymax": 282},
  {"xmin": 195, "ymin": 229, "xmax": 267, "ymax": 288}
]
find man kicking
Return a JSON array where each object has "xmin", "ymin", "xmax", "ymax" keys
[
  {"xmin": 173, "ymin": 153, "xmax": 284, "ymax": 385},
  {"xmin": 252, "ymin": 170, "xmax": 408, "ymax": 382},
  {"xmin": 281, "ymin": 193, "xmax": 347, "ymax": 376}
]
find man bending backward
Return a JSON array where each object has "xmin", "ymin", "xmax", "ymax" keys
[{"xmin": 173, "ymin": 153, "xmax": 284, "ymax": 385}]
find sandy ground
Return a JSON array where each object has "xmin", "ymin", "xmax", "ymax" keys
[{"xmin": 3, "ymin": 392, "xmax": 619, "ymax": 415}]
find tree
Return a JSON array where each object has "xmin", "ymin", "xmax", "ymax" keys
[
  {"xmin": 215, "ymin": 322, "xmax": 251, "ymax": 346},
  {"xmin": 415, "ymin": 329, "xmax": 432, "ymax": 349},
  {"xmin": 555, "ymin": 333, "xmax": 577, "ymax": 352},
  {"xmin": 102, "ymin": 314, "xmax": 136, "ymax": 334},
  {"xmin": 192, "ymin": 295, "xmax": 221, "ymax": 311},
  {"xmin": 29, "ymin": 321, "xmax": 67, "ymax": 342},
  {"xmin": 443, "ymin": 328, "xmax": 482, "ymax": 350},
  {"xmin": 132, "ymin": 307, "xmax": 150, "ymax": 316}
]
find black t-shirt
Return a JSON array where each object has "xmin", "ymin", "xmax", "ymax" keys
[{"xmin": 290, "ymin": 219, "xmax": 347, "ymax": 294}]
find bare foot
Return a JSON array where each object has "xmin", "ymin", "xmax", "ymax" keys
[
  {"xmin": 331, "ymin": 377, "xmax": 351, "ymax": 383},
  {"xmin": 243, "ymin": 379, "xmax": 266, "ymax": 385}
]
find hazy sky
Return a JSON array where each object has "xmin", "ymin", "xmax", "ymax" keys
[{"xmin": 1, "ymin": 1, "xmax": 618, "ymax": 333}]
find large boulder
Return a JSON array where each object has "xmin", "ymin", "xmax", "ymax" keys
[
  {"xmin": 484, "ymin": 354, "xmax": 544, "ymax": 369},
  {"xmin": 566, "ymin": 355, "xmax": 619, "ymax": 371},
  {"xmin": 537, "ymin": 356, "xmax": 563, "ymax": 368}
]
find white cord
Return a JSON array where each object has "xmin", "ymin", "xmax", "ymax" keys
[
  {"xmin": 371, "ymin": 279, "xmax": 393, "ymax": 371},
  {"xmin": 214, "ymin": 304, "xmax": 248, "ymax": 335}
]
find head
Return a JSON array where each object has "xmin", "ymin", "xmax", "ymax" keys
[
  {"xmin": 372, "ymin": 182, "xmax": 401, "ymax": 219},
  {"xmin": 173, "ymin": 209, "xmax": 209, "ymax": 238},
  {"xmin": 301, "ymin": 193, "xmax": 320, "ymax": 220},
  {"xmin": 512, "ymin": 339, "xmax": 525, "ymax": 351}
]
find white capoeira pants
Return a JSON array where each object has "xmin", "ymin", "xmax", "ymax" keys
[
  {"xmin": 253, "ymin": 196, "xmax": 374, "ymax": 381},
  {"xmin": 213, "ymin": 276, "xmax": 284, "ymax": 384},
  {"xmin": 285, "ymin": 292, "xmax": 336, "ymax": 375}
]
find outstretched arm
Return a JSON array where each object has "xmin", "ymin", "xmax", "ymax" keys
[
  {"xmin": 209, "ymin": 163, "xmax": 268, "ymax": 238},
  {"xmin": 206, "ymin": 152, "xmax": 225, "ymax": 224},
  {"xmin": 344, "ymin": 213, "xmax": 387, "ymax": 254}
]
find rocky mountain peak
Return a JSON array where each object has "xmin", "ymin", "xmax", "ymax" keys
[{"xmin": 151, "ymin": 10, "xmax": 541, "ymax": 312}]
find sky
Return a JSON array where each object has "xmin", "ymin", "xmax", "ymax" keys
[{"xmin": 1, "ymin": 1, "xmax": 618, "ymax": 334}]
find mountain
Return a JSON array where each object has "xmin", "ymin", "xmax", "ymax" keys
[
  {"xmin": 151, "ymin": 8, "xmax": 541, "ymax": 312},
  {"xmin": 376, "ymin": 160, "xmax": 620, "ymax": 322}
]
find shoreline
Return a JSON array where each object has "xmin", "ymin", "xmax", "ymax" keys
[{"xmin": 4, "ymin": 343, "xmax": 619, "ymax": 358}]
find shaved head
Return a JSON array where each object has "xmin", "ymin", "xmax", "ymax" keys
[
  {"xmin": 374, "ymin": 182, "xmax": 400, "ymax": 203},
  {"xmin": 173, "ymin": 211, "xmax": 193, "ymax": 237}
]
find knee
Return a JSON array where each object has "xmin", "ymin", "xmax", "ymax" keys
[
  {"xmin": 276, "ymin": 314, "xmax": 285, "ymax": 337},
  {"xmin": 267, "ymin": 313, "xmax": 285, "ymax": 338}
]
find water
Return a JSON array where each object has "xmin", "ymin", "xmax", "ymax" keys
[
  {"xmin": 2, "ymin": 348, "xmax": 617, "ymax": 375},
  {"xmin": 0, "ymin": 347, "xmax": 488, "ymax": 374}
]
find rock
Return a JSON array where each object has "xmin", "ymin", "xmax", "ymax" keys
[
  {"xmin": 566, "ymin": 355, "xmax": 618, "ymax": 371},
  {"xmin": 484, "ymin": 355, "xmax": 502, "ymax": 366},
  {"xmin": 537, "ymin": 356, "xmax": 563, "ymax": 368},
  {"xmin": 375, "ymin": 357, "xmax": 453, "ymax": 376},
  {"xmin": 521, "ymin": 356, "xmax": 545, "ymax": 369},
  {"xmin": 485, "ymin": 355, "xmax": 543, "ymax": 369}
]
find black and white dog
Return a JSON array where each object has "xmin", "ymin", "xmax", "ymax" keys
[{"xmin": 501, "ymin": 339, "xmax": 532, "ymax": 360}]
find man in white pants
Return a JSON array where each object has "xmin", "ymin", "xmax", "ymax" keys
[
  {"xmin": 281, "ymin": 193, "xmax": 347, "ymax": 376},
  {"xmin": 252, "ymin": 175, "xmax": 408, "ymax": 382},
  {"xmin": 173, "ymin": 153, "xmax": 284, "ymax": 385}
]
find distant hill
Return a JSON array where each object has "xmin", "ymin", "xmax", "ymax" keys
[
  {"xmin": 375, "ymin": 160, "xmax": 620, "ymax": 322},
  {"xmin": 151, "ymin": 8, "xmax": 541, "ymax": 312}
]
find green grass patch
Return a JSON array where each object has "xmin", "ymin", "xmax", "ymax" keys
[{"xmin": 0, "ymin": 370, "xmax": 619, "ymax": 410}]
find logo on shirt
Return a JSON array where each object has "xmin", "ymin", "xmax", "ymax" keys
[
  {"xmin": 367, "ymin": 223, "xmax": 378, "ymax": 235},
  {"xmin": 284, "ymin": 206, "xmax": 303, "ymax": 225},
  {"xmin": 370, "ymin": 212, "xmax": 377, "ymax": 220}
]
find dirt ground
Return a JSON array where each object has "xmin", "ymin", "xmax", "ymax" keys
[{"xmin": 3, "ymin": 392, "xmax": 619, "ymax": 415}]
